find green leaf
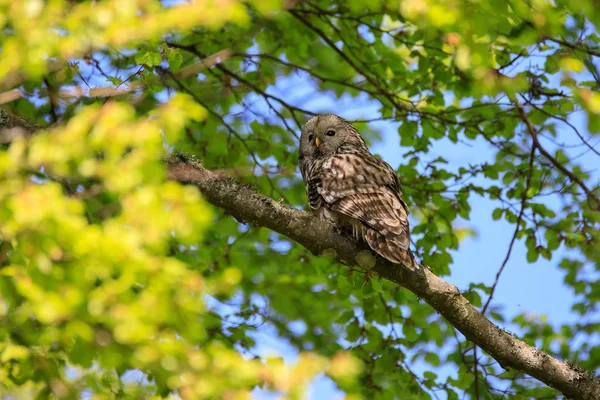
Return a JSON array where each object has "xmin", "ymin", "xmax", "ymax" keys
[
  {"xmin": 527, "ymin": 248, "xmax": 540, "ymax": 263},
  {"xmin": 135, "ymin": 51, "xmax": 162, "ymax": 67},
  {"xmin": 371, "ymin": 278, "xmax": 384, "ymax": 293},
  {"xmin": 492, "ymin": 208, "xmax": 503, "ymax": 220},
  {"xmin": 424, "ymin": 352, "xmax": 441, "ymax": 366},
  {"xmin": 337, "ymin": 275, "xmax": 352, "ymax": 290},
  {"xmin": 167, "ymin": 48, "xmax": 184, "ymax": 71},
  {"xmin": 402, "ymin": 323, "xmax": 418, "ymax": 342},
  {"xmin": 346, "ymin": 321, "xmax": 362, "ymax": 342},
  {"xmin": 399, "ymin": 121, "xmax": 418, "ymax": 146},
  {"xmin": 107, "ymin": 76, "xmax": 121, "ymax": 86},
  {"xmin": 361, "ymin": 279, "xmax": 377, "ymax": 298}
]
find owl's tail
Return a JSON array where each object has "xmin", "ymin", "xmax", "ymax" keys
[{"xmin": 364, "ymin": 228, "xmax": 417, "ymax": 268}]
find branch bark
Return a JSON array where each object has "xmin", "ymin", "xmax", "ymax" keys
[
  {"xmin": 2, "ymin": 109, "xmax": 599, "ymax": 400},
  {"xmin": 0, "ymin": 108, "xmax": 43, "ymax": 143},
  {"xmin": 167, "ymin": 156, "xmax": 599, "ymax": 400}
]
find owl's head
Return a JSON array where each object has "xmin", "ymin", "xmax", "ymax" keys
[{"xmin": 299, "ymin": 114, "xmax": 367, "ymax": 161}]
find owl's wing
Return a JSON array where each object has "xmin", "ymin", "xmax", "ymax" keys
[
  {"xmin": 320, "ymin": 153, "xmax": 413, "ymax": 265},
  {"xmin": 332, "ymin": 191, "xmax": 412, "ymax": 265},
  {"xmin": 302, "ymin": 152, "xmax": 405, "ymax": 211},
  {"xmin": 319, "ymin": 153, "xmax": 409, "ymax": 218},
  {"xmin": 363, "ymin": 224, "xmax": 414, "ymax": 266},
  {"xmin": 330, "ymin": 190, "xmax": 410, "ymax": 248}
]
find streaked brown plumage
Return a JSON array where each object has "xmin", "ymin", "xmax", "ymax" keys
[{"xmin": 298, "ymin": 114, "xmax": 414, "ymax": 267}]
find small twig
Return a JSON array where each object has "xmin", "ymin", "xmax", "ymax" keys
[
  {"xmin": 482, "ymin": 145, "xmax": 536, "ymax": 314},
  {"xmin": 0, "ymin": 89, "xmax": 22, "ymax": 105},
  {"xmin": 43, "ymin": 77, "xmax": 59, "ymax": 123},
  {"xmin": 548, "ymin": 37, "xmax": 600, "ymax": 57},
  {"xmin": 515, "ymin": 99, "xmax": 599, "ymax": 210},
  {"xmin": 497, "ymin": 51, "xmax": 526, "ymax": 72},
  {"xmin": 1, "ymin": 49, "xmax": 232, "ymax": 107},
  {"xmin": 474, "ymin": 146, "xmax": 537, "ymax": 398},
  {"xmin": 70, "ymin": 184, "xmax": 103, "ymax": 199},
  {"xmin": 529, "ymin": 103, "xmax": 600, "ymax": 158},
  {"xmin": 0, "ymin": 240, "xmax": 11, "ymax": 268},
  {"xmin": 289, "ymin": 10, "xmax": 413, "ymax": 114},
  {"xmin": 0, "ymin": 60, "xmax": 66, "ymax": 92},
  {"xmin": 174, "ymin": 49, "xmax": 233, "ymax": 79},
  {"xmin": 474, "ymin": 345, "xmax": 481, "ymax": 399}
]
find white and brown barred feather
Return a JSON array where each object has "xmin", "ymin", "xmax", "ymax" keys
[{"xmin": 299, "ymin": 115, "xmax": 415, "ymax": 267}]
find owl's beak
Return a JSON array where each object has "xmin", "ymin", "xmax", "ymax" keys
[{"xmin": 315, "ymin": 137, "xmax": 321, "ymax": 147}]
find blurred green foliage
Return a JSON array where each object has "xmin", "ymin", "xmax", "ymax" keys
[{"xmin": 0, "ymin": 0, "xmax": 599, "ymax": 398}]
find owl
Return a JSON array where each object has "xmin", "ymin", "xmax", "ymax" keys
[{"xmin": 299, "ymin": 114, "xmax": 415, "ymax": 267}]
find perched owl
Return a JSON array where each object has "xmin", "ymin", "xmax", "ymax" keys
[{"xmin": 299, "ymin": 114, "xmax": 415, "ymax": 267}]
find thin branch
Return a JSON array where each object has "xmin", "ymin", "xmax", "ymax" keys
[
  {"xmin": 233, "ymin": 52, "xmax": 379, "ymax": 96},
  {"xmin": 515, "ymin": 100, "xmax": 600, "ymax": 210},
  {"xmin": 547, "ymin": 38, "xmax": 600, "ymax": 57},
  {"xmin": 0, "ymin": 60, "xmax": 66, "ymax": 92},
  {"xmin": 472, "ymin": 146, "xmax": 537, "ymax": 398},
  {"xmin": 163, "ymin": 69, "xmax": 291, "ymax": 202},
  {"xmin": 474, "ymin": 345, "xmax": 481, "ymax": 399},
  {"xmin": 166, "ymin": 42, "xmax": 317, "ymax": 123},
  {"xmin": 289, "ymin": 10, "xmax": 413, "ymax": 114},
  {"xmin": 497, "ymin": 51, "xmax": 526, "ymax": 72},
  {"xmin": 529, "ymin": 103, "xmax": 600, "ymax": 158},
  {"xmin": 43, "ymin": 77, "xmax": 59, "ymax": 124},
  {"xmin": 482, "ymin": 145, "xmax": 536, "ymax": 314}
]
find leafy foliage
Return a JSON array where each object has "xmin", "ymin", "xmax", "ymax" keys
[{"xmin": 0, "ymin": 0, "xmax": 599, "ymax": 398}]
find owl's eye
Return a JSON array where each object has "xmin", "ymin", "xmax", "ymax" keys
[
  {"xmin": 326, "ymin": 130, "xmax": 335, "ymax": 136},
  {"xmin": 308, "ymin": 134, "xmax": 314, "ymax": 142}
]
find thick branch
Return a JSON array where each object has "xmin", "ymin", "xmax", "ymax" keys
[
  {"xmin": 167, "ymin": 157, "xmax": 599, "ymax": 400},
  {"xmin": 2, "ymin": 110, "xmax": 599, "ymax": 399}
]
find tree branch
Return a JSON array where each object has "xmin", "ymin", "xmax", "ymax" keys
[
  {"xmin": 548, "ymin": 37, "xmax": 600, "ymax": 57},
  {"xmin": 482, "ymin": 146, "xmax": 536, "ymax": 315},
  {"xmin": 166, "ymin": 156, "xmax": 599, "ymax": 400},
  {"xmin": 0, "ymin": 108, "xmax": 43, "ymax": 143},
  {"xmin": 2, "ymin": 110, "xmax": 599, "ymax": 400},
  {"xmin": 473, "ymin": 146, "xmax": 536, "ymax": 398},
  {"xmin": 515, "ymin": 100, "xmax": 600, "ymax": 211},
  {"xmin": 289, "ymin": 9, "xmax": 414, "ymax": 114}
]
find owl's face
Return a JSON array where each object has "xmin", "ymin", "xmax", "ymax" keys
[{"xmin": 299, "ymin": 114, "xmax": 366, "ymax": 162}]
